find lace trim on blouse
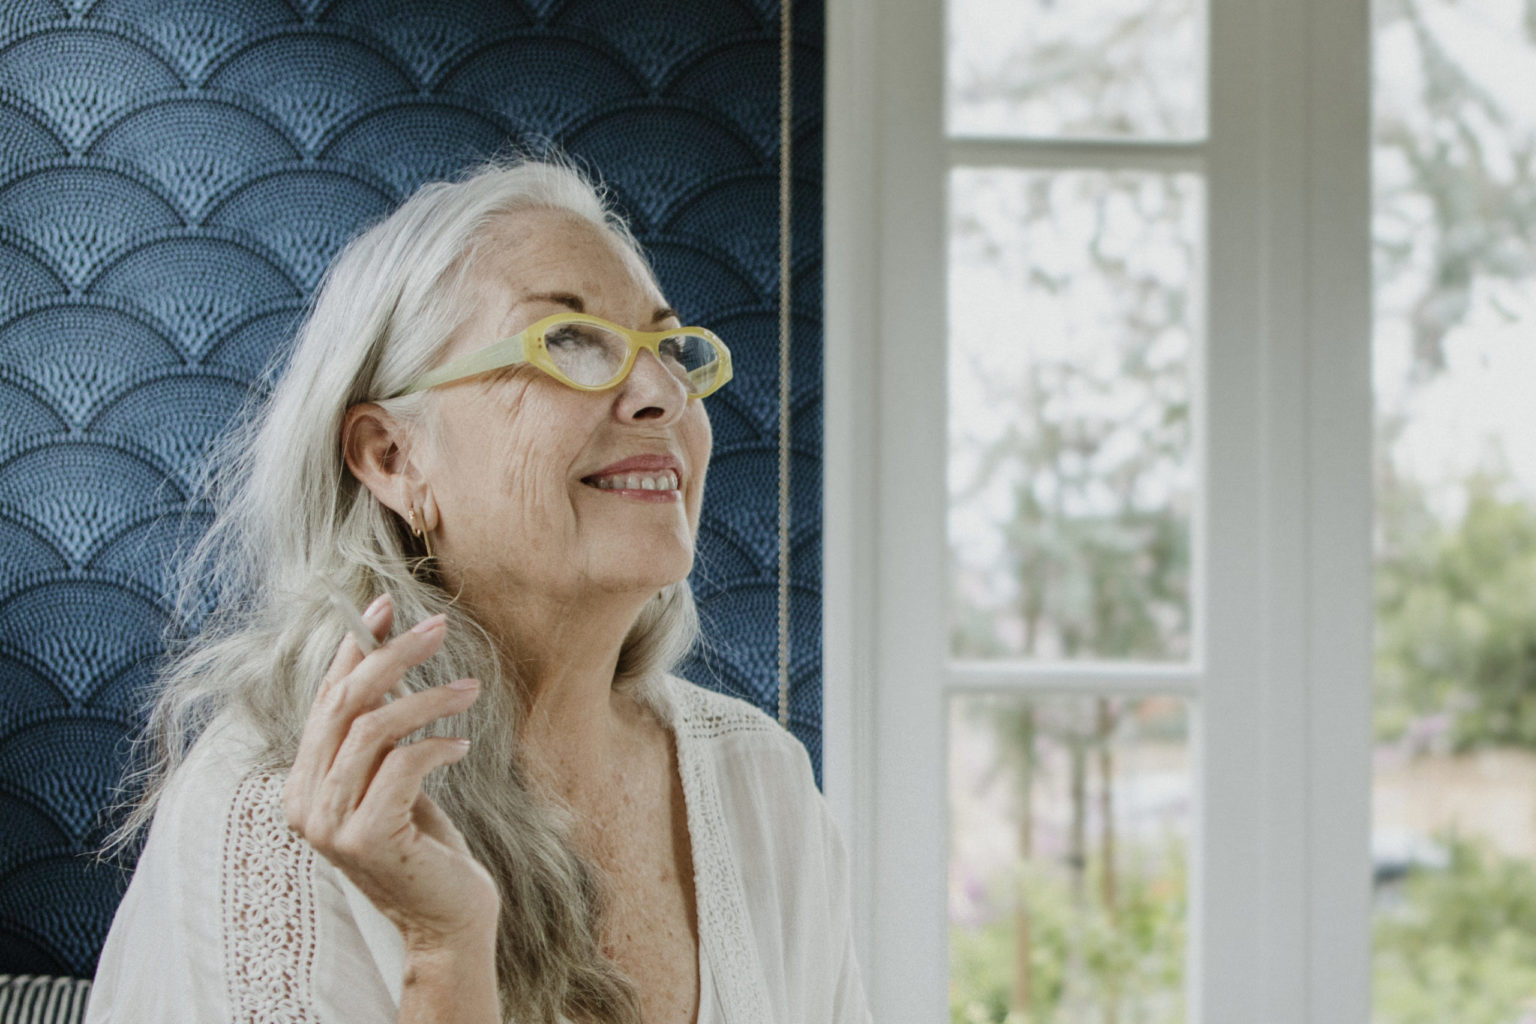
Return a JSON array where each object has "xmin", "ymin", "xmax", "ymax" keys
[
  {"xmin": 221, "ymin": 770, "xmax": 318, "ymax": 1022},
  {"xmin": 670, "ymin": 680, "xmax": 780, "ymax": 1024}
]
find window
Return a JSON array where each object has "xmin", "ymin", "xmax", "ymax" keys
[{"xmin": 826, "ymin": 0, "xmax": 1372, "ymax": 1020}]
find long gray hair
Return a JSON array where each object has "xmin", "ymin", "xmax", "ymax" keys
[{"xmin": 114, "ymin": 157, "xmax": 699, "ymax": 1024}]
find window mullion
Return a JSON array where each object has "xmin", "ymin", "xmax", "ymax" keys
[
  {"xmin": 948, "ymin": 661, "xmax": 1203, "ymax": 698},
  {"xmin": 1202, "ymin": 0, "xmax": 1372, "ymax": 1021},
  {"xmin": 948, "ymin": 137, "xmax": 1207, "ymax": 175},
  {"xmin": 865, "ymin": 0, "xmax": 951, "ymax": 1018}
]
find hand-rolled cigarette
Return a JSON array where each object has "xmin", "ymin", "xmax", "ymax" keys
[{"xmin": 321, "ymin": 580, "xmax": 412, "ymax": 702}]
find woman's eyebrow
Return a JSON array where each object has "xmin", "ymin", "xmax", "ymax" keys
[
  {"xmin": 521, "ymin": 291, "xmax": 584, "ymax": 312},
  {"xmin": 512, "ymin": 292, "xmax": 678, "ymax": 325}
]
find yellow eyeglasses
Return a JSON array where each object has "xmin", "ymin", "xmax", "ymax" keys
[{"xmin": 394, "ymin": 312, "xmax": 733, "ymax": 399}]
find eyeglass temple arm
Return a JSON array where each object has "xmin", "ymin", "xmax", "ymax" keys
[{"xmin": 396, "ymin": 336, "xmax": 528, "ymax": 396}]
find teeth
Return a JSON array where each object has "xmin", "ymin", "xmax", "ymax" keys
[{"xmin": 588, "ymin": 470, "xmax": 679, "ymax": 491}]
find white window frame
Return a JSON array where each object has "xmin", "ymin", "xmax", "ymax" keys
[{"xmin": 822, "ymin": 0, "xmax": 1373, "ymax": 1021}]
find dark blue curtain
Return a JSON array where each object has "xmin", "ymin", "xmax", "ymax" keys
[{"xmin": 0, "ymin": 0, "xmax": 823, "ymax": 978}]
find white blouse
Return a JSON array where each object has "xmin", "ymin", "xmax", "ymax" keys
[{"xmin": 86, "ymin": 675, "xmax": 872, "ymax": 1024}]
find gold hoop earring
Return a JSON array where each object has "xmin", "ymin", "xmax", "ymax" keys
[{"xmin": 407, "ymin": 506, "xmax": 434, "ymax": 558}]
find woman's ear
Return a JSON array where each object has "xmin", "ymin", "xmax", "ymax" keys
[{"xmin": 342, "ymin": 403, "xmax": 421, "ymax": 518}]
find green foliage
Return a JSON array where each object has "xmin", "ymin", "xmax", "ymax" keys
[
  {"xmin": 955, "ymin": 835, "xmax": 1536, "ymax": 1024},
  {"xmin": 997, "ymin": 497, "xmax": 1191, "ymax": 661},
  {"xmin": 1374, "ymin": 837, "xmax": 1536, "ymax": 1024},
  {"xmin": 1376, "ymin": 480, "xmax": 1536, "ymax": 749},
  {"xmin": 950, "ymin": 845, "xmax": 1186, "ymax": 1024},
  {"xmin": 951, "ymin": 922, "xmax": 1023, "ymax": 1024}
]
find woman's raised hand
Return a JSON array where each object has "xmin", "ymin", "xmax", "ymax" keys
[{"xmin": 282, "ymin": 593, "xmax": 499, "ymax": 954}]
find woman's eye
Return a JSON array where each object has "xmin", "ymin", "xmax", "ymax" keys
[
  {"xmin": 545, "ymin": 326, "xmax": 589, "ymax": 349},
  {"xmin": 658, "ymin": 338, "xmax": 685, "ymax": 362}
]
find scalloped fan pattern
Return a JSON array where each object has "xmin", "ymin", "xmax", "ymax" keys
[{"xmin": 0, "ymin": 0, "xmax": 824, "ymax": 977}]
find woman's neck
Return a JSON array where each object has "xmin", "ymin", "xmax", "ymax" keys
[{"xmin": 470, "ymin": 584, "xmax": 657, "ymax": 803}]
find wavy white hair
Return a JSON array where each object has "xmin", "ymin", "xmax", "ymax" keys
[{"xmin": 115, "ymin": 157, "xmax": 700, "ymax": 1024}]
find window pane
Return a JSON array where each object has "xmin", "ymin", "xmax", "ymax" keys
[
  {"xmin": 949, "ymin": 693, "xmax": 1190, "ymax": 1023},
  {"xmin": 1372, "ymin": 0, "xmax": 1536, "ymax": 1019},
  {"xmin": 948, "ymin": 169, "xmax": 1200, "ymax": 662},
  {"xmin": 946, "ymin": 0, "xmax": 1206, "ymax": 140}
]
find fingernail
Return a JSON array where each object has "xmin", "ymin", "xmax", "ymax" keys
[
  {"xmin": 364, "ymin": 593, "xmax": 390, "ymax": 617},
  {"xmin": 410, "ymin": 613, "xmax": 447, "ymax": 634},
  {"xmin": 446, "ymin": 677, "xmax": 479, "ymax": 691}
]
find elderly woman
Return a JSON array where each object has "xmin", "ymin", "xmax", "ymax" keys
[{"xmin": 87, "ymin": 159, "xmax": 869, "ymax": 1024}]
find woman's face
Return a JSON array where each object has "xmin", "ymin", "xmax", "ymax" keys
[{"xmin": 418, "ymin": 207, "xmax": 712, "ymax": 606}]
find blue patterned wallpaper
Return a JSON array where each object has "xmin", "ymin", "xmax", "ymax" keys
[{"xmin": 0, "ymin": 0, "xmax": 824, "ymax": 977}]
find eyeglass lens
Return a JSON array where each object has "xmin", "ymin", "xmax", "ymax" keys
[{"xmin": 543, "ymin": 323, "xmax": 721, "ymax": 393}]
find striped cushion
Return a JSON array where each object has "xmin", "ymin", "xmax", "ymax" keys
[{"xmin": 0, "ymin": 977, "xmax": 91, "ymax": 1024}]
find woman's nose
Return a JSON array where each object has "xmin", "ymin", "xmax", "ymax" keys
[{"xmin": 613, "ymin": 349, "xmax": 686, "ymax": 423}]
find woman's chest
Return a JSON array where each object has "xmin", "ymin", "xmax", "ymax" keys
[
  {"xmin": 582, "ymin": 744, "xmax": 701, "ymax": 1022},
  {"xmin": 603, "ymin": 878, "xmax": 700, "ymax": 1024}
]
